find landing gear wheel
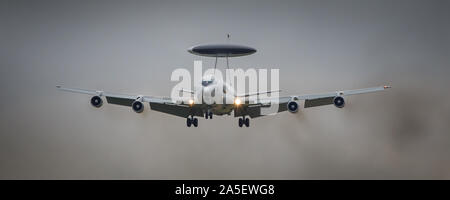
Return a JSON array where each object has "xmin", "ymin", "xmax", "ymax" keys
[
  {"xmin": 238, "ymin": 118, "xmax": 243, "ymax": 127},
  {"xmin": 186, "ymin": 118, "xmax": 192, "ymax": 127},
  {"xmin": 205, "ymin": 111, "xmax": 213, "ymax": 119},
  {"xmin": 193, "ymin": 118, "xmax": 198, "ymax": 127},
  {"xmin": 245, "ymin": 118, "xmax": 250, "ymax": 127}
]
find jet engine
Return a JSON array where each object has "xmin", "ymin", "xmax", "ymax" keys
[
  {"xmin": 287, "ymin": 101, "xmax": 299, "ymax": 113},
  {"xmin": 132, "ymin": 101, "xmax": 144, "ymax": 113},
  {"xmin": 333, "ymin": 96, "xmax": 345, "ymax": 108},
  {"xmin": 90, "ymin": 96, "xmax": 103, "ymax": 108}
]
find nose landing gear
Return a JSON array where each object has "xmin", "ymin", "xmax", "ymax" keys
[{"xmin": 205, "ymin": 111, "xmax": 213, "ymax": 119}]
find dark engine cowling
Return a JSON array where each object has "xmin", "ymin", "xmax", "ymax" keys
[
  {"xmin": 287, "ymin": 101, "xmax": 299, "ymax": 113},
  {"xmin": 333, "ymin": 96, "xmax": 345, "ymax": 108},
  {"xmin": 132, "ymin": 101, "xmax": 144, "ymax": 113},
  {"xmin": 90, "ymin": 96, "xmax": 103, "ymax": 108}
]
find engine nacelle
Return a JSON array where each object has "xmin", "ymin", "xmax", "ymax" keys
[
  {"xmin": 90, "ymin": 96, "xmax": 103, "ymax": 108},
  {"xmin": 132, "ymin": 101, "xmax": 144, "ymax": 113},
  {"xmin": 333, "ymin": 96, "xmax": 345, "ymax": 108},
  {"xmin": 287, "ymin": 101, "xmax": 299, "ymax": 113}
]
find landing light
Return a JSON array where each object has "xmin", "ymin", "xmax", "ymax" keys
[
  {"xmin": 188, "ymin": 99, "xmax": 194, "ymax": 105},
  {"xmin": 234, "ymin": 98, "xmax": 242, "ymax": 105}
]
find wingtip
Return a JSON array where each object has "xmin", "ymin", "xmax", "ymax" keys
[{"xmin": 383, "ymin": 85, "xmax": 391, "ymax": 89}]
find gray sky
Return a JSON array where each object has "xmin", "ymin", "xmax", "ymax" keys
[{"xmin": 1, "ymin": 0, "xmax": 450, "ymax": 179}]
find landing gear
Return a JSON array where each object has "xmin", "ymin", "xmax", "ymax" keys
[
  {"xmin": 186, "ymin": 116, "xmax": 198, "ymax": 127},
  {"xmin": 238, "ymin": 116, "xmax": 250, "ymax": 127},
  {"xmin": 193, "ymin": 118, "xmax": 198, "ymax": 127},
  {"xmin": 205, "ymin": 111, "xmax": 213, "ymax": 119},
  {"xmin": 187, "ymin": 118, "xmax": 192, "ymax": 127}
]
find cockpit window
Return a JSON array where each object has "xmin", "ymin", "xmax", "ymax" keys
[{"xmin": 202, "ymin": 80, "xmax": 214, "ymax": 86}]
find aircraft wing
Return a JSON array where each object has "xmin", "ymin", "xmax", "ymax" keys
[
  {"xmin": 236, "ymin": 85, "xmax": 391, "ymax": 118},
  {"xmin": 56, "ymin": 85, "xmax": 203, "ymax": 118},
  {"xmin": 291, "ymin": 85, "xmax": 391, "ymax": 108}
]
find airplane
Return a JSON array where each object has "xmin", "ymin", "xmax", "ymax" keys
[{"xmin": 57, "ymin": 44, "xmax": 391, "ymax": 127}]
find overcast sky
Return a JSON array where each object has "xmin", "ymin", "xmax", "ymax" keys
[{"xmin": 1, "ymin": 0, "xmax": 449, "ymax": 179}]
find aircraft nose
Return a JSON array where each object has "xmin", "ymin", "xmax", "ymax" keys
[{"xmin": 203, "ymin": 86, "xmax": 212, "ymax": 95}]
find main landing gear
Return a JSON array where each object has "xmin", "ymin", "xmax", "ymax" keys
[
  {"xmin": 186, "ymin": 116, "xmax": 198, "ymax": 127},
  {"xmin": 238, "ymin": 116, "xmax": 250, "ymax": 127}
]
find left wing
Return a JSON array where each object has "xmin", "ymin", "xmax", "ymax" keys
[
  {"xmin": 56, "ymin": 85, "xmax": 203, "ymax": 118},
  {"xmin": 56, "ymin": 85, "xmax": 171, "ymax": 104}
]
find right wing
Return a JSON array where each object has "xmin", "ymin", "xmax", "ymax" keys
[
  {"xmin": 56, "ymin": 85, "xmax": 203, "ymax": 118},
  {"xmin": 235, "ymin": 85, "xmax": 391, "ymax": 118},
  {"xmin": 294, "ymin": 85, "xmax": 391, "ymax": 108},
  {"xmin": 235, "ymin": 90, "xmax": 281, "ymax": 98}
]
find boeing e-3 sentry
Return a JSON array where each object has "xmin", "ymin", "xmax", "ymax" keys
[{"xmin": 57, "ymin": 44, "xmax": 391, "ymax": 127}]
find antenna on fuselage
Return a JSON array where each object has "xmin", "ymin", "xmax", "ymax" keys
[
  {"xmin": 214, "ymin": 34, "xmax": 231, "ymax": 77},
  {"xmin": 225, "ymin": 34, "xmax": 230, "ymax": 69},
  {"xmin": 225, "ymin": 34, "xmax": 231, "ymax": 86}
]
